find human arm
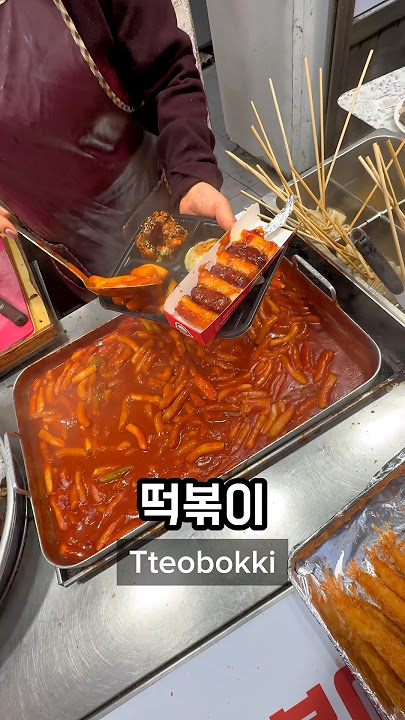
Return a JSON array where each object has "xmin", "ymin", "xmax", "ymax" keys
[
  {"xmin": 106, "ymin": 0, "xmax": 222, "ymax": 203},
  {"xmin": 64, "ymin": 0, "xmax": 233, "ymax": 227}
]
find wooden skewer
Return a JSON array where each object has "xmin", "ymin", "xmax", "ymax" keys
[
  {"xmin": 225, "ymin": 150, "xmax": 275, "ymax": 189},
  {"xmin": 358, "ymin": 155, "xmax": 383, "ymax": 192},
  {"xmin": 358, "ymin": 153, "xmax": 405, "ymax": 230},
  {"xmin": 380, "ymin": 151, "xmax": 398, "ymax": 201},
  {"xmin": 359, "ymin": 153, "xmax": 405, "ymax": 232},
  {"xmin": 250, "ymin": 100, "xmax": 274, "ymax": 160},
  {"xmin": 254, "ymin": 165, "xmax": 294, "ymax": 210},
  {"xmin": 378, "ymin": 148, "xmax": 405, "ymax": 240},
  {"xmin": 226, "ymin": 147, "xmax": 368, "ymax": 279},
  {"xmin": 386, "ymin": 139, "xmax": 405, "ymax": 195},
  {"xmin": 391, "ymin": 203, "xmax": 405, "ymax": 242},
  {"xmin": 362, "ymin": 150, "xmax": 405, "ymax": 237},
  {"xmin": 292, "ymin": 168, "xmax": 374, "ymax": 279},
  {"xmin": 244, "ymin": 192, "xmax": 351, "ymax": 262},
  {"xmin": 286, "ymin": 196, "xmax": 367, "ymax": 273},
  {"xmin": 350, "ymin": 137, "xmax": 405, "ymax": 229},
  {"xmin": 240, "ymin": 189, "xmax": 301, "ymax": 232},
  {"xmin": 250, "ymin": 125, "xmax": 291, "ymax": 196},
  {"xmin": 261, "ymin": 170, "xmax": 355, "ymax": 254},
  {"xmin": 365, "ymin": 155, "xmax": 381, "ymax": 185},
  {"xmin": 319, "ymin": 67, "xmax": 326, "ymax": 207},
  {"xmin": 290, "ymin": 163, "xmax": 373, "ymax": 277},
  {"xmin": 394, "ymin": 207, "xmax": 405, "ymax": 239},
  {"xmin": 242, "ymin": 164, "xmax": 334, "ymax": 249},
  {"xmin": 252, "ymin": 165, "xmax": 321, "ymax": 234},
  {"xmin": 373, "ymin": 143, "xmax": 405, "ymax": 283},
  {"xmin": 325, "ymin": 49, "xmax": 374, "ymax": 190},
  {"xmin": 291, "ymin": 203, "xmax": 370, "ymax": 278},
  {"xmin": 243, "ymin": 155, "xmax": 369, "ymax": 277},
  {"xmin": 293, "ymin": 212, "xmax": 369, "ymax": 278},
  {"xmin": 240, "ymin": 188, "xmax": 279, "ymax": 214},
  {"xmin": 227, "ymin": 152, "xmax": 302, "ymax": 227},
  {"xmin": 250, "ymin": 124, "xmax": 276, "ymax": 166},
  {"xmin": 269, "ymin": 77, "xmax": 302, "ymax": 201},
  {"xmin": 255, "ymin": 163, "xmax": 292, "ymax": 200},
  {"xmin": 304, "ymin": 58, "xmax": 323, "ymax": 208}
]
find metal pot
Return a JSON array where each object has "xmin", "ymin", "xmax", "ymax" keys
[{"xmin": 0, "ymin": 434, "xmax": 27, "ymax": 605}]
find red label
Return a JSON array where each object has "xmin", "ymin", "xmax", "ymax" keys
[
  {"xmin": 334, "ymin": 666, "xmax": 375, "ymax": 720},
  {"xmin": 269, "ymin": 684, "xmax": 337, "ymax": 720}
]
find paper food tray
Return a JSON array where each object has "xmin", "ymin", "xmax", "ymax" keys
[{"xmin": 164, "ymin": 203, "xmax": 295, "ymax": 344}]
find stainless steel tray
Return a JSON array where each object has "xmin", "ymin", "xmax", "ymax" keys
[
  {"xmin": 11, "ymin": 253, "xmax": 382, "ymax": 572},
  {"xmin": 289, "ymin": 449, "xmax": 405, "ymax": 720}
]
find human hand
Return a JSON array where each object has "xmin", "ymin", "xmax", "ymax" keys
[
  {"xmin": 179, "ymin": 182, "xmax": 236, "ymax": 231},
  {"xmin": 0, "ymin": 207, "xmax": 17, "ymax": 238}
]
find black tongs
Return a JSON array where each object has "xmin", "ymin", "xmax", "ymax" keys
[
  {"xmin": 0, "ymin": 295, "xmax": 28, "ymax": 326},
  {"xmin": 350, "ymin": 227, "xmax": 405, "ymax": 311}
]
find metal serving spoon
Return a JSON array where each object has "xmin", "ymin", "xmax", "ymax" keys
[{"xmin": 16, "ymin": 227, "xmax": 164, "ymax": 297}]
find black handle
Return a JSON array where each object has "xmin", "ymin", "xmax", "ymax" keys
[
  {"xmin": 0, "ymin": 296, "xmax": 28, "ymax": 326},
  {"xmin": 350, "ymin": 227, "xmax": 404, "ymax": 296}
]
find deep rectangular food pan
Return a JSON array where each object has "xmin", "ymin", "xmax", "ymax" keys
[{"xmin": 12, "ymin": 255, "xmax": 381, "ymax": 570}]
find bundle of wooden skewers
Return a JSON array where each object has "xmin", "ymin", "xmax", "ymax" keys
[
  {"xmin": 225, "ymin": 48, "xmax": 405, "ymax": 302},
  {"xmin": 358, "ymin": 141, "xmax": 405, "ymax": 289}
]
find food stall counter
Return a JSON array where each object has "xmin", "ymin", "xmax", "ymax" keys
[{"xmin": 0, "ymin": 295, "xmax": 404, "ymax": 720}]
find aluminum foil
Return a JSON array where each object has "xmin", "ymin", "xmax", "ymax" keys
[
  {"xmin": 289, "ymin": 447, "xmax": 405, "ymax": 720},
  {"xmin": 266, "ymin": 195, "xmax": 297, "ymax": 233}
]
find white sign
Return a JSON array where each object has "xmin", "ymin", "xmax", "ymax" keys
[{"xmin": 103, "ymin": 591, "xmax": 380, "ymax": 720}]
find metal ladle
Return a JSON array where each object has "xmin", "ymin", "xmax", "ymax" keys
[{"xmin": 16, "ymin": 227, "xmax": 164, "ymax": 297}]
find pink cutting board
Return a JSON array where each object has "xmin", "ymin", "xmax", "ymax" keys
[{"xmin": 0, "ymin": 238, "xmax": 34, "ymax": 352}]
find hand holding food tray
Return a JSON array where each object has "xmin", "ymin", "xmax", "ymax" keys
[
  {"xmin": 164, "ymin": 203, "xmax": 296, "ymax": 344},
  {"xmin": 289, "ymin": 449, "xmax": 405, "ymax": 720},
  {"xmin": 101, "ymin": 203, "xmax": 296, "ymax": 340}
]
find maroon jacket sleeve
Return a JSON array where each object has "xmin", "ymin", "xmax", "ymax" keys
[{"xmin": 63, "ymin": 0, "xmax": 223, "ymax": 206}]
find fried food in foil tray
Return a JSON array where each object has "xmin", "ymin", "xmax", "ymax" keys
[{"xmin": 289, "ymin": 448, "xmax": 405, "ymax": 720}]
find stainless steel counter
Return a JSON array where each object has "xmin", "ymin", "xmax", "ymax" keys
[{"xmin": 0, "ymin": 299, "xmax": 404, "ymax": 720}]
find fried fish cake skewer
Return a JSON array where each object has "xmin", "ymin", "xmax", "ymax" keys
[
  {"xmin": 377, "ymin": 529, "xmax": 405, "ymax": 576},
  {"xmin": 348, "ymin": 581, "xmax": 405, "ymax": 645},
  {"xmin": 325, "ymin": 573, "xmax": 405, "ymax": 681},
  {"xmin": 353, "ymin": 634, "xmax": 405, "ymax": 712},
  {"xmin": 320, "ymin": 576, "xmax": 405, "ymax": 713},
  {"xmin": 310, "ymin": 577, "xmax": 394, "ymax": 713},
  {"xmin": 348, "ymin": 559, "xmax": 405, "ymax": 632},
  {"xmin": 365, "ymin": 545, "xmax": 405, "ymax": 602}
]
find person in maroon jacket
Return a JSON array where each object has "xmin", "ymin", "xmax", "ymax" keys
[{"xmin": 0, "ymin": 0, "xmax": 235, "ymax": 287}]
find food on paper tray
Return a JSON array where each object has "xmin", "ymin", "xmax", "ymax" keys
[
  {"xmin": 134, "ymin": 211, "xmax": 188, "ymax": 261},
  {"xmin": 184, "ymin": 239, "xmax": 218, "ymax": 272},
  {"xmin": 176, "ymin": 227, "xmax": 280, "ymax": 329}
]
